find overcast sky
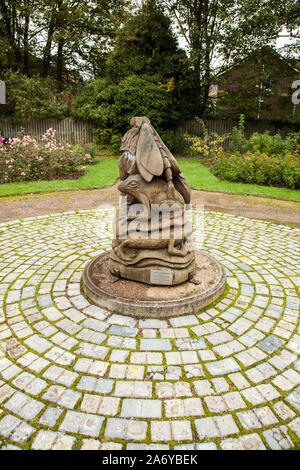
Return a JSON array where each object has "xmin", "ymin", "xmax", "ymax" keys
[{"xmin": 134, "ymin": 1, "xmax": 298, "ymax": 58}]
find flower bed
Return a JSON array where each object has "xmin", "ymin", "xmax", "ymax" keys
[
  {"xmin": 212, "ymin": 151, "xmax": 300, "ymax": 189},
  {"xmin": 0, "ymin": 128, "xmax": 94, "ymax": 184}
]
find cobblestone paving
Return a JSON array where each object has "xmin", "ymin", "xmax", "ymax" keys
[{"xmin": 0, "ymin": 209, "xmax": 299, "ymax": 450}]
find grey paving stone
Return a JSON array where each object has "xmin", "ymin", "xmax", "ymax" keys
[
  {"xmin": 258, "ymin": 335, "xmax": 285, "ymax": 353},
  {"xmin": 211, "ymin": 377, "xmax": 230, "ymax": 393},
  {"xmin": 10, "ymin": 421, "xmax": 34, "ymax": 443},
  {"xmin": 109, "ymin": 349, "xmax": 129, "ymax": 362},
  {"xmin": 81, "ymin": 439, "xmax": 123, "ymax": 450},
  {"xmin": 121, "ymin": 399, "xmax": 162, "ymax": 418},
  {"xmin": 105, "ymin": 418, "xmax": 147, "ymax": 441},
  {"xmin": 205, "ymin": 331, "xmax": 234, "ymax": 346},
  {"xmin": 0, "ymin": 384, "xmax": 14, "ymax": 403},
  {"xmin": 75, "ymin": 343, "xmax": 109, "ymax": 360},
  {"xmin": 288, "ymin": 417, "xmax": 300, "ymax": 439},
  {"xmin": 81, "ymin": 395, "xmax": 119, "ymax": 415},
  {"xmin": 31, "ymin": 430, "xmax": 56, "ymax": 450},
  {"xmin": 107, "ymin": 325, "xmax": 138, "ymax": 337},
  {"xmin": 114, "ymin": 381, "xmax": 152, "ymax": 398},
  {"xmin": 138, "ymin": 319, "xmax": 168, "ymax": 329},
  {"xmin": 164, "ymin": 398, "xmax": 204, "ymax": 417},
  {"xmin": 215, "ymin": 414, "xmax": 239, "ymax": 437},
  {"xmin": 285, "ymin": 386, "xmax": 300, "ymax": 411},
  {"xmin": 263, "ymin": 427, "xmax": 293, "ymax": 450},
  {"xmin": 24, "ymin": 334, "xmax": 52, "ymax": 353},
  {"xmin": 39, "ymin": 407, "xmax": 63, "ymax": 427},
  {"xmin": 82, "ymin": 318, "xmax": 109, "ymax": 333},
  {"xmin": 76, "ymin": 376, "xmax": 97, "ymax": 392},
  {"xmin": 108, "ymin": 314, "xmax": 136, "ymax": 328},
  {"xmin": 195, "ymin": 417, "xmax": 219, "ymax": 439},
  {"xmin": 165, "ymin": 351, "xmax": 198, "ymax": 364},
  {"xmin": 195, "ymin": 442, "xmax": 218, "ymax": 450},
  {"xmin": 221, "ymin": 433, "xmax": 266, "ymax": 450},
  {"xmin": 37, "ymin": 295, "xmax": 53, "ymax": 308},
  {"xmin": 140, "ymin": 339, "xmax": 172, "ymax": 351},
  {"xmin": 95, "ymin": 378, "xmax": 115, "ymax": 394},
  {"xmin": 0, "ymin": 415, "xmax": 21, "ymax": 438},
  {"xmin": 237, "ymin": 410, "xmax": 261, "ymax": 430},
  {"xmin": 127, "ymin": 443, "xmax": 169, "ymax": 450},
  {"xmin": 193, "ymin": 379, "xmax": 214, "ymax": 396},
  {"xmin": 152, "ymin": 420, "xmax": 192, "ymax": 441},
  {"xmin": 175, "ymin": 338, "xmax": 206, "ymax": 350},
  {"xmin": 4, "ymin": 392, "xmax": 44, "ymax": 420},
  {"xmin": 59, "ymin": 411, "xmax": 104, "ymax": 437},
  {"xmin": 206, "ymin": 358, "xmax": 241, "ymax": 376}
]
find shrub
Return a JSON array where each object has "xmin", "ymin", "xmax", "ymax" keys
[
  {"xmin": 0, "ymin": 128, "xmax": 94, "ymax": 184},
  {"xmin": 228, "ymin": 114, "xmax": 300, "ymax": 157},
  {"xmin": 2, "ymin": 71, "xmax": 70, "ymax": 121},
  {"xmin": 285, "ymin": 132, "xmax": 300, "ymax": 157},
  {"xmin": 158, "ymin": 130, "xmax": 187, "ymax": 155},
  {"xmin": 184, "ymin": 132, "xmax": 225, "ymax": 163},
  {"xmin": 109, "ymin": 134, "xmax": 123, "ymax": 155},
  {"xmin": 228, "ymin": 114, "xmax": 248, "ymax": 154},
  {"xmin": 72, "ymin": 74, "xmax": 182, "ymax": 132},
  {"xmin": 93, "ymin": 128, "xmax": 113, "ymax": 145},
  {"xmin": 83, "ymin": 143, "xmax": 98, "ymax": 158},
  {"xmin": 212, "ymin": 151, "xmax": 300, "ymax": 189},
  {"xmin": 245, "ymin": 132, "xmax": 286, "ymax": 155}
]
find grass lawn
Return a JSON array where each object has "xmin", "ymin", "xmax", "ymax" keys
[
  {"xmin": 0, "ymin": 158, "xmax": 119, "ymax": 197},
  {"xmin": 179, "ymin": 160, "xmax": 300, "ymax": 202},
  {"xmin": 0, "ymin": 157, "xmax": 299, "ymax": 202}
]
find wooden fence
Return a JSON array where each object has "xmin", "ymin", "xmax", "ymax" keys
[
  {"xmin": 0, "ymin": 116, "xmax": 298, "ymax": 148},
  {"xmin": 0, "ymin": 118, "xmax": 94, "ymax": 144}
]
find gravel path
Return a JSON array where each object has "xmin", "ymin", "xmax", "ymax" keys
[{"xmin": 1, "ymin": 184, "xmax": 300, "ymax": 227}]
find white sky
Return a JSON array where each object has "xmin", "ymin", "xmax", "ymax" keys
[{"xmin": 134, "ymin": 1, "xmax": 298, "ymax": 60}]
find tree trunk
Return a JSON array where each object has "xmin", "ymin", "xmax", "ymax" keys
[
  {"xmin": 43, "ymin": 18, "xmax": 56, "ymax": 77},
  {"xmin": 56, "ymin": 38, "xmax": 65, "ymax": 84},
  {"xmin": 23, "ymin": 13, "xmax": 30, "ymax": 75},
  {"xmin": 0, "ymin": 1, "xmax": 22, "ymax": 69}
]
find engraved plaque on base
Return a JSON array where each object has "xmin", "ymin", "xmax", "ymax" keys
[{"xmin": 150, "ymin": 269, "xmax": 174, "ymax": 285}]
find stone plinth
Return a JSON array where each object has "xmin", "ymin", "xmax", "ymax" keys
[{"xmin": 82, "ymin": 250, "xmax": 226, "ymax": 318}]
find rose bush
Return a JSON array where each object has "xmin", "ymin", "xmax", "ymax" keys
[{"xmin": 0, "ymin": 129, "xmax": 94, "ymax": 184}]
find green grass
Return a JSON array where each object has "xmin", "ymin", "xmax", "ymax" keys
[
  {"xmin": 0, "ymin": 158, "xmax": 119, "ymax": 197},
  {"xmin": 178, "ymin": 160, "xmax": 300, "ymax": 202},
  {"xmin": 0, "ymin": 157, "xmax": 299, "ymax": 202}
]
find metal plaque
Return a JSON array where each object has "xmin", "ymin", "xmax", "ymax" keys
[{"xmin": 150, "ymin": 269, "xmax": 174, "ymax": 285}]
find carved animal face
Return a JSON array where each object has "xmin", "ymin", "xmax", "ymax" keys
[{"xmin": 118, "ymin": 175, "xmax": 141, "ymax": 196}]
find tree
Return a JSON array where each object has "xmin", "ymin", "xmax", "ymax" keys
[
  {"xmin": 75, "ymin": 0, "xmax": 198, "ymax": 129},
  {"xmin": 275, "ymin": 0, "xmax": 300, "ymax": 58},
  {"xmin": 72, "ymin": 74, "xmax": 183, "ymax": 130},
  {"xmin": 2, "ymin": 70, "xmax": 69, "ymax": 121},
  {"xmin": 158, "ymin": 0, "xmax": 299, "ymax": 116},
  {"xmin": 106, "ymin": 0, "xmax": 187, "ymax": 81},
  {"xmin": 72, "ymin": 0, "xmax": 199, "ymax": 131},
  {"xmin": 0, "ymin": 0, "xmax": 43, "ymax": 74},
  {"xmin": 0, "ymin": 0, "xmax": 131, "ymax": 83}
]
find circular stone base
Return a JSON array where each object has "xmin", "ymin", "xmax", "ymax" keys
[
  {"xmin": 109, "ymin": 254, "xmax": 195, "ymax": 286},
  {"xmin": 82, "ymin": 250, "xmax": 226, "ymax": 319}
]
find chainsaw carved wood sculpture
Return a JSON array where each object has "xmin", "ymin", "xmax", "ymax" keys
[{"xmin": 109, "ymin": 116, "xmax": 195, "ymax": 285}]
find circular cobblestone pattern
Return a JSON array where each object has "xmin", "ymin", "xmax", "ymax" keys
[{"xmin": 0, "ymin": 209, "xmax": 299, "ymax": 450}]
